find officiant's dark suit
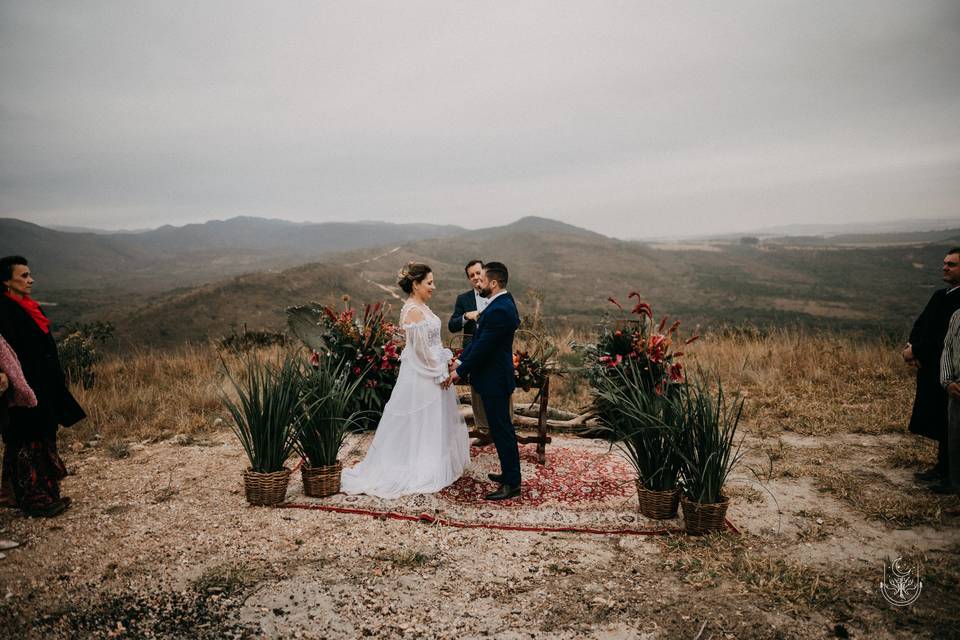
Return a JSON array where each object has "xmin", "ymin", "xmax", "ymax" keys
[
  {"xmin": 448, "ymin": 290, "xmax": 480, "ymax": 348},
  {"xmin": 456, "ymin": 288, "xmax": 521, "ymax": 493}
]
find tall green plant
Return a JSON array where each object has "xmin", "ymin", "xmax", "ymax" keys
[
  {"xmin": 674, "ymin": 377, "xmax": 745, "ymax": 504},
  {"xmin": 592, "ymin": 360, "xmax": 682, "ymax": 491},
  {"xmin": 296, "ymin": 357, "xmax": 366, "ymax": 467},
  {"xmin": 222, "ymin": 353, "xmax": 303, "ymax": 473}
]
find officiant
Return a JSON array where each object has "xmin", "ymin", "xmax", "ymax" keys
[{"xmin": 449, "ymin": 260, "xmax": 491, "ymax": 431}]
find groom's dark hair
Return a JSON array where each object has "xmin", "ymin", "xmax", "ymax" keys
[{"xmin": 484, "ymin": 262, "xmax": 508, "ymax": 287}]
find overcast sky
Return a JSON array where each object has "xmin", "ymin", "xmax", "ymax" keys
[{"xmin": 1, "ymin": 2, "xmax": 958, "ymax": 238}]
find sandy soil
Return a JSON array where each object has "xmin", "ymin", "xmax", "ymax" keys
[{"xmin": 0, "ymin": 424, "xmax": 957, "ymax": 639}]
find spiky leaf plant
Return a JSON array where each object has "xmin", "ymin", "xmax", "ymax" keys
[
  {"xmin": 674, "ymin": 377, "xmax": 745, "ymax": 504},
  {"xmin": 592, "ymin": 358, "xmax": 683, "ymax": 491},
  {"xmin": 296, "ymin": 356, "xmax": 366, "ymax": 467},
  {"xmin": 222, "ymin": 352, "xmax": 303, "ymax": 473}
]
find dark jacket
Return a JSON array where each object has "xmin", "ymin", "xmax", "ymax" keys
[
  {"xmin": 448, "ymin": 289, "xmax": 480, "ymax": 348},
  {"xmin": 456, "ymin": 292, "xmax": 519, "ymax": 397},
  {"xmin": 0, "ymin": 295, "xmax": 85, "ymax": 440},
  {"xmin": 908, "ymin": 287, "xmax": 960, "ymax": 440}
]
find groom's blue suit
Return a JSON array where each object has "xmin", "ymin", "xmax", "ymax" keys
[{"xmin": 456, "ymin": 292, "xmax": 521, "ymax": 487}]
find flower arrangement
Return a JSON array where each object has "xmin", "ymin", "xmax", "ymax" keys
[
  {"xmin": 585, "ymin": 292, "xmax": 696, "ymax": 396},
  {"xmin": 450, "ymin": 340, "xmax": 557, "ymax": 392},
  {"xmin": 513, "ymin": 350, "xmax": 547, "ymax": 392},
  {"xmin": 287, "ymin": 297, "xmax": 401, "ymax": 428}
]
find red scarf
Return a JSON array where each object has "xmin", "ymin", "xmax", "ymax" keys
[{"xmin": 4, "ymin": 292, "xmax": 50, "ymax": 334}]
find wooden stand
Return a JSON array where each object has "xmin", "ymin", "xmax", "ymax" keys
[
  {"xmin": 462, "ymin": 376, "xmax": 552, "ymax": 464},
  {"xmin": 516, "ymin": 376, "xmax": 551, "ymax": 464}
]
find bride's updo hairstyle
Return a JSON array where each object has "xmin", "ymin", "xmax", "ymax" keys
[{"xmin": 397, "ymin": 262, "xmax": 432, "ymax": 294}]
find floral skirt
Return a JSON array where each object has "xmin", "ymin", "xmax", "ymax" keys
[{"xmin": 1, "ymin": 436, "xmax": 67, "ymax": 511}]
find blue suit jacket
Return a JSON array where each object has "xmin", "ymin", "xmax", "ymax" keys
[{"xmin": 456, "ymin": 292, "xmax": 519, "ymax": 397}]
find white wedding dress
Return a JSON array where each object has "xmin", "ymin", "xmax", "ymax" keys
[{"xmin": 340, "ymin": 300, "xmax": 470, "ymax": 498}]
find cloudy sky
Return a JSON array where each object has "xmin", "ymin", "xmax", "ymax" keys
[{"xmin": 1, "ymin": 1, "xmax": 958, "ymax": 238}]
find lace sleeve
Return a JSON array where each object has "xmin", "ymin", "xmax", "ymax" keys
[{"xmin": 400, "ymin": 306, "xmax": 449, "ymax": 384}]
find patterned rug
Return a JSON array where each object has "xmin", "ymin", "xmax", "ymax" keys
[{"xmin": 280, "ymin": 433, "xmax": 736, "ymax": 535}]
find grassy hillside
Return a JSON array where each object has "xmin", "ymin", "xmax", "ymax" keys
[{"xmin": 108, "ymin": 262, "xmax": 389, "ymax": 349}]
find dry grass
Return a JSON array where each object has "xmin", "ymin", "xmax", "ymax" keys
[
  {"xmin": 765, "ymin": 442, "xmax": 955, "ymax": 527},
  {"xmin": 65, "ymin": 344, "xmax": 226, "ymax": 444},
  {"xmin": 813, "ymin": 468, "xmax": 952, "ymax": 527},
  {"xmin": 657, "ymin": 533, "xmax": 844, "ymax": 610},
  {"xmin": 69, "ymin": 327, "xmax": 911, "ymax": 441},
  {"xmin": 885, "ymin": 438, "xmax": 938, "ymax": 469},
  {"xmin": 513, "ymin": 326, "xmax": 913, "ymax": 434},
  {"xmin": 687, "ymin": 328, "xmax": 911, "ymax": 437}
]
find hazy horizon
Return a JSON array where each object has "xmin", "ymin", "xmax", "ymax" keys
[
  {"xmin": 7, "ymin": 212, "xmax": 958, "ymax": 242},
  {"xmin": 2, "ymin": 2, "xmax": 958, "ymax": 238}
]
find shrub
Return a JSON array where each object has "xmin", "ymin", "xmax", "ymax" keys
[{"xmin": 56, "ymin": 321, "xmax": 115, "ymax": 388}]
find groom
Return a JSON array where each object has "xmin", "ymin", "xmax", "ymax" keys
[{"xmin": 445, "ymin": 262, "xmax": 521, "ymax": 500}]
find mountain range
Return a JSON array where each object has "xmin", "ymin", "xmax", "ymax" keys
[
  {"xmin": 0, "ymin": 217, "xmax": 463, "ymax": 291},
  {"xmin": 2, "ymin": 215, "xmax": 959, "ymax": 348}
]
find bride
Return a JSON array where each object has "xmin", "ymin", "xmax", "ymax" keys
[{"xmin": 340, "ymin": 262, "xmax": 470, "ymax": 498}]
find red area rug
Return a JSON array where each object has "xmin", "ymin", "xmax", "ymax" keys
[{"xmin": 279, "ymin": 434, "xmax": 737, "ymax": 536}]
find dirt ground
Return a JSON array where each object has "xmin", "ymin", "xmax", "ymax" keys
[{"xmin": 0, "ymin": 420, "xmax": 957, "ymax": 640}]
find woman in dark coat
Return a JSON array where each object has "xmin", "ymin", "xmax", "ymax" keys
[{"xmin": 0, "ymin": 256, "xmax": 85, "ymax": 517}]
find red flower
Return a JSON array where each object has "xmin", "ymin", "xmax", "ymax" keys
[
  {"xmin": 352, "ymin": 366, "xmax": 362, "ymax": 376},
  {"xmin": 669, "ymin": 363, "xmax": 684, "ymax": 382},
  {"xmin": 647, "ymin": 334, "xmax": 669, "ymax": 364},
  {"xmin": 309, "ymin": 350, "xmax": 320, "ymax": 368},
  {"xmin": 628, "ymin": 292, "xmax": 652, "ymax": 318},
  {"xmin": 608, "ymin": 297, "xmax": 623, "ymax": 312}
]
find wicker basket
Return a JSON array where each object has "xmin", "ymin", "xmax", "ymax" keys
[
  {"xmin": 681, "ymin": 495, "xmax": 730, "ymax": 535},
  {"xmin": 301, "ymin": 461, "xmax": 342, "ymax": 498},
  {"xmin": 243, "ymin": 468, "xmax": 292, "ymax": 506},
  {"xmin": 636, "ymin": 481, "xmax": 680, "ymax": 520}
]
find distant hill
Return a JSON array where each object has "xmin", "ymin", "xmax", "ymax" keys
[
  {"xmin": 763, "ymin": 227, "xmax": 960, "ymax": 246},
  {"xmin": 0, "ymin": 217, "xmax": 465, "ymax": 291},
  {"xmin": 92, "ymin": 215, "xmax": 960, "ymax": 348},
  {"xmin": 109, "ymin": 262, "xmax": 390, "ymax": 349},
  {"xmin": 117, "ymin": 216, "xmax": 463, "ymax": 253}
]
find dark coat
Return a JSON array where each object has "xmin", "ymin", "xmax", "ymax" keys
[
  {"xmin": 0, "ymin": 295, "xmax": 85, "ymax": 442},
  {"xmin": 907, "ymin": 287, "xmax": 960, "ymax": 440},
  {"xmin": 456, "ymin": 292, "xmax": 520, "ymax": 397},
  {"xmin": 448, "ymin": 289, "xmax": 480, "ymax": 348}
]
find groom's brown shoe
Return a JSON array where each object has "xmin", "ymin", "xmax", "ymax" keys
[
  {"xmin": 484, "ymin": 484, "xmax": 520, "ymax": 501},
  {"xmin": 487, "ymin": 473, "xmax": 504, "ymax": 483}
]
